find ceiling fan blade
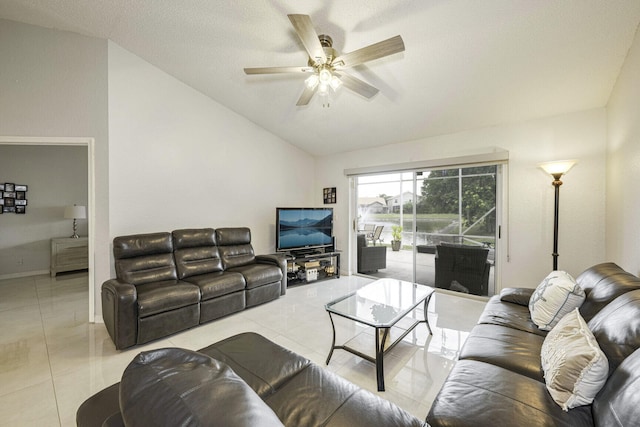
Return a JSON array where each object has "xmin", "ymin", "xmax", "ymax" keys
[
  {"xmin": 335, "ymin": 73, "xmax": 379, "ymax": 99},
  {"xmin": 296, "ymin": 85, "xmax": 316, "ymax": 106},
  {"xmin": 288, "ymin": 14, "xmax": 327, "ymax": 65},
  {"xmin": 333, "ymin": 35, "xmax": 405, "ymax": 68},
  {"xmin": 244, "ymin": 66, "xmax": 313, "ymax": 75}
]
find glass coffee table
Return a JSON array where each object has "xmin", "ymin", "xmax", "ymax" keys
[{"xmin": 325, "ymin": 278, "xmax": 434, "ymax": 391}]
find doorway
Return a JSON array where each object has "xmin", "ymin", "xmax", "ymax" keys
[
  {"xmin": 353, "ymin": 164, "xmax": 502, "ymax": 297},
  {"xmin": 0, "ymin": 136, "xmax": 96, "ymax": 320}
]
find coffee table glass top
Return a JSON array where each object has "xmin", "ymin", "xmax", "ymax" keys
[{"xmin": 325, "ymin": 279, "xmax": 433, "ymax": 328}]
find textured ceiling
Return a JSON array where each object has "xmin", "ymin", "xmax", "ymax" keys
[{"xmin": 2, "ymin": 1, "xmax": 640, "ymax": 156}]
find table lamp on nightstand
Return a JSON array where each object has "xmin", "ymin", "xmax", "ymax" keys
[{"xmin": 64, "ymin": 204, "xmax": 86, "ymax": 238}]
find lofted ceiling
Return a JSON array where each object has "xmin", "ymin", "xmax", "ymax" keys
[{"xmin": 1, "ymin": 1, "xmax": 640, "ymax": 156}]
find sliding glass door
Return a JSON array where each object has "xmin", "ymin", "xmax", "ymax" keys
[{"xmin": 354, "ymin": 164, "xmax": 500, "ymax": 296}]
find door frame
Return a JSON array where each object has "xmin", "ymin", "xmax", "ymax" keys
[{"xmin": 0, "ymin": 136, "xmax": 96, "ymax": 321}]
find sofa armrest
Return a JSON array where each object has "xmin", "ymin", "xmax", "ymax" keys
[
  {"xmin": 255, "ymin": 254, "xmax": 287, "ymax": 296},
  {"xmin": 101, "ymin": 279, "xmax": 138, "ymax": 350},
  {"xmin": 499, "ymin": 287, "xmax": 534, "ymax": 306}
]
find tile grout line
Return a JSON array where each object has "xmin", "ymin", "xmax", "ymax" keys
[{"xmin": 35, "ymin": 276, "xmax": 64, "ymax": 427}]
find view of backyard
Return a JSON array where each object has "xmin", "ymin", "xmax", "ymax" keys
[{"xmin": 356, "ymin": 165, "xmax": 499, "ymax": 295}]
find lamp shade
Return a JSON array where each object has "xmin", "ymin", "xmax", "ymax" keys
[
  {"xmin": 539, "ymin": 160, "xmax": 577, "ymax": 177},
  {"xmin": 64, "ymin": 205, "xmax": 86, "ymax": 219}
]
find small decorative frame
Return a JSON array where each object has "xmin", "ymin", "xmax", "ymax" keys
[
  {"xmin": 323, "ymin": 187, "xmax": 337, "ymax": 204},
  {"xmin": 1, "ymin": 183, "xmax": 28, "ymax": 214}
]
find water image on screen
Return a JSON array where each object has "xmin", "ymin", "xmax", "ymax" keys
[{"xmin": 278, "ymin": 208, "xmax": 333, "ymax": 250}]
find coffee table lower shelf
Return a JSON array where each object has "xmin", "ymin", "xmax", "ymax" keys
[{"xmin": 326, "ymin": 308, "xmax": 432, "ymax": 392}]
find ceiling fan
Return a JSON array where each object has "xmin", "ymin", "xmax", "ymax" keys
[{"xmin": 244, "ymin": 14, "xmax": 405, "ymax": 106}]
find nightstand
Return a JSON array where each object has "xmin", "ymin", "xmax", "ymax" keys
[{"xmin": 50, "ymin": 237, "xmax": 88, "ymax": 277}]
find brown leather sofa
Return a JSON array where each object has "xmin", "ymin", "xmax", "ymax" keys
[
  {"xmin": 427, "ymin": 262, "xmax": 640, "ymax": 426},
  {"xmin": 102, "ymin": 228, "xmax": 286, "ymax": 350},
  {"xmin": 77, "ymin": 332, "xmax": 426, "ymax": 427}
]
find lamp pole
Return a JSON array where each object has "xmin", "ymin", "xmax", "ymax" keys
[
  {"xmin": 551, "ymin": 173, "xmax": 563, "ymax": 271},
  {"xmin": 539, "ymin": 160, "xmax": 576, "ymax": 271}
]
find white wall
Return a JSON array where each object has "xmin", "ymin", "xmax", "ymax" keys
[
  {"xmin": 316, "ymin": 108, "xmax": 607, "ymax": 289},
  {"xmin": 0, "ymin": 145, "xmax": 88, "ymax": 277},
  {"xmin": 108, "ymin": 42, "xmax": 315, "ymax": 257},
  {"xmin": 0, "ymin": 19, "xmax": 110, "ymax": 302},
  {"xmin": 606, "ymin": 25, "xmax": 640, "ymax": 276}
]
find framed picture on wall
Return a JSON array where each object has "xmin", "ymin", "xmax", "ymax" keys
[
  {"xmin": 15, "ymin": 199, "xmax": 27, "ymax": 206},
  {"xmin": 323, "ymin": 187, "xmax": 337, "ymax": 204},
  {"xmin": 15, "ymin": 185, "xmax": 27, "ymax": 191},
  {"xmin": 4, "ymin": 183, "xmax": 14, "ymax": 192},
  {"xmin": 4, "ymin": 198, "xmax": 14, "ymax": 207},
  {"xmin": 16, "ymin": 206, "xmax": 25, "ymax": 214}
]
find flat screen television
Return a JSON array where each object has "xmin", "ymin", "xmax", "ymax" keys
[{"xmin": 276, "ymin": 207, "xmax": 334, "ymax": 253}]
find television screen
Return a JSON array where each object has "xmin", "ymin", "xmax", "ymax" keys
[{"xmin": 276, "ymin": 207, "xmax": 333, "ymax": 252}]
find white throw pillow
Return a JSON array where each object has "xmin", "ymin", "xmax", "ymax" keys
[
  {"xmin": 541, "ymin": 308, "xmax": 609, "ymax": 411},
  {"xmin": 529, "ymin": 270, "xmax": 585, "ymax": 330}
]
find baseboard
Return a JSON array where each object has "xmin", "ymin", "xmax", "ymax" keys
[
  {"xmin": 93, "ymin": 314, "xmax": 104, "ymax": 324},
  {"xmin": 0, "ymin": 270, "xmax": 50, "ymax": 280}
]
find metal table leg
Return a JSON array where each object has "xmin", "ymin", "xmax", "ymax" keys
[{"xmin": 326, "ymin": 311, "xmax": 337, "ymax": 365}]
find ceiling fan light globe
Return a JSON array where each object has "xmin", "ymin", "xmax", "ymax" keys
[
  {"xmin": 330, "ymin": 76, "xmax": 342, "ymax": 90},
  {"xmin": 305, "ymin": 74, "xmax": 319, "ymax": 89},
  {"xmin": 319, "ymin": 68, "xmax": 332, "ymax": 84},
  {"xmin": 318, "ymin": 82, "xmax": 329, "ymax": 93}
]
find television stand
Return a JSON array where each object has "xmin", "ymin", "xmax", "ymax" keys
[{"xmin": 284, "ymin": 251, "xmax": 340, "ymax": 286}]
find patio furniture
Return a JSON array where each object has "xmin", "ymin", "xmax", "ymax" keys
[
  {"xmin": 417, "ymin": 234, "xmax": 464, "ymax": 254},
  {"xmin": 357, "ymin": 233, "xmax": 387, "ymax": 273},
  {"xmin": 434, "ymin": 243, "xmax": 490, "ymax": 296},
  {"xmin": 367, "ymin": 225, "xmax": 384, "ymax": 246}
]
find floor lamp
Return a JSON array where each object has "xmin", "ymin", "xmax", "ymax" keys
[{"xmin": 539, "ymin": 160, "xmax": 577, "ymax": 271}]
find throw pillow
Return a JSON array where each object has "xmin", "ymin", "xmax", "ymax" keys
[
  {"xmin": 541, "ymin": 308, "xmax": 609, "ymax": 411},
  {"xmin": 529, "ymin": 270, "xmax": 585, "ymax": 330}
]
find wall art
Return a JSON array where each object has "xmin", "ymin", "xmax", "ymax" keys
[{"xmin": 0, "ymin": 183, "xmax": 28, "ymax": 214}]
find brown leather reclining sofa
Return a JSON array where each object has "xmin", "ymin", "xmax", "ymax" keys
[
  {"xmin": 427, "ymin": 262, "xmax": 640, "ymax": 426},
  {"xmin": 102, "ymin": 227, "xmax": 286, "ymax": 350}
]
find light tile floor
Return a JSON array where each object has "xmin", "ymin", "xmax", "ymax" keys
[{"xmin": 0, "ymin": 272, "xmax": 487, "ymax": 426}]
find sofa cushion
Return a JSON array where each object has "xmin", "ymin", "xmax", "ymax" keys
[
  {"xmin": 541, "ymin": 308, "xmax": 608, "ymax": 411},
  {"xmin": 229, "ymin": 263, "xmax": 283, "ymax": 289},
  {"xmin": 426, "ymin": 360, "xmax": 594, "ymax": 427},
  {"xmin": 199, "ymin": 332, "xmax": 311, "ymax": 397},
  {"xmin": 587, "ymin": 289, "xmax": 640, "ymax": 374},
  {"xmin": 577, "ymin": 262, "xmax": 640, "ymax": 322},
  {"xmin": 216, "ymin": 227, "xmax": 257, "ymax": 268},
  {"xmin": 183, "ymin": 271, "xmax": 246, "ymax": 299},
  {"xmin": 500, "ymin": 287, "xmax": 535, "ymax": 306},
  {"xmin": 592, "ymin": 347, "xmax": 640, "ymax": 427},
  {"xmin": 458, "ymin": 324, "xmax": 545, "ymax": 381},
  {"xmin": 529, "ymin": 271, "xmax": 585, "ymax": 331},
  {"xmin": 265, "ymin": 363, "xmax": 423, "ymax": 427},
  {"xmin": 173, "ymin": 228, "xmax": 224, "ymax": 278},
  {"xmin": 135, "ymin": 280, "xmax": 201, "ymax": 317},
  {"xmin": 119, "ymin": 348, "xmax": 284, "ymax": 427},
  {"xmin": 477, "ymin": 296, "xmax": 547, "ymax": 337}
]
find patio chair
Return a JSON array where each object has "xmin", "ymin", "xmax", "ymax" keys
[
  {"xmin": 367, "ymin": 225, "xmax": 384, "ymax": 246},
  {"xmin": 434, "ymin": 243, "xmax": 490, "ymax": 296},
  {"xmin": 357, "ymin": 234, "xmax": 387, "ymax": 273}
]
